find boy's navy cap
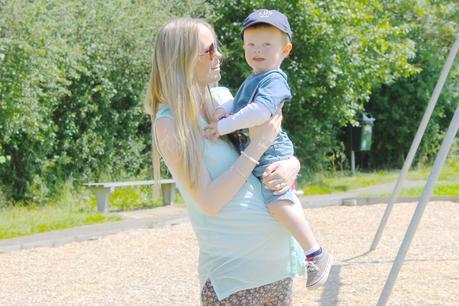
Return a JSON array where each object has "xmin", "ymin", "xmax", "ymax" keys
[{"xmin": 241, "ymin": 9, "xmax": 292, "ymax": 40}]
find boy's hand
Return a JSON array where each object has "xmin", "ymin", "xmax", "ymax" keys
[
  {"xmin": 214, "ymin": 108, "xmax": 228, "ymax": 120},
  {"xmin": 204, "ymin": 121, "xmax": 220, "ymax": 143}
]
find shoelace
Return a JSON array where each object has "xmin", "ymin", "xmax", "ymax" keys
[{"xmin": 305, "ymin": 259, "xmax": 319, "ymax": 272}]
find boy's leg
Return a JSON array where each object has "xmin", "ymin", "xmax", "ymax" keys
[
  {"xmin": 268, "ymin": 199, "xmax": 332, "ymax": 289},
  {"xmin": 255, "ymin": 162, "xmax": 332, "ymax": 288},
  {"xmin": 268, "ymin": 200, "xmax": 319, "ymax": 252}
]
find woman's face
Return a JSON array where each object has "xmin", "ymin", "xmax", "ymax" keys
[{"xmin": 194, "ymin": 24, "xmax": 222, "ymax": 87}]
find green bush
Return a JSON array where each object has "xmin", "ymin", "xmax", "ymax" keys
[
  {"xmin": 367, "ymin": 0, "xmax": 458, "ymax": 168},
  {"xmin": 109, "ymin": 186, "xmax": 163, "ymax": 211},
  {"xmin": 0, "ymin": 0, "xmax": 210, "ymax": 201},
  {"xmin": 1, "ymin": 0, "xmax": 454, "ymax": 203},
  {"xmin": 209, "ymin": 0, "xmax": 420, "ymax": 173}
]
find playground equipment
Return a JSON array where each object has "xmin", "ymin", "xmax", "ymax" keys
[{"xmin": 371, "ymin": 36, "xmax": 459, "ymax": 306}]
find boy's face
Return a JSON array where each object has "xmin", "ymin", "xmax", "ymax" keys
[{"xmin": 243, "ymin": 26, "xmax": 292, "ymax": 74}]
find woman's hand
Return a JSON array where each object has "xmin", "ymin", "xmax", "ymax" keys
[
  {"xmin": 214, "ymin": 108, "xmax": 229, "ymax": 120},
  {"xmin": 203, "ymin": 120, "xmax": 220, "ymax": 143},
  {"xmin": 262, "ymin": 156, "xmax": 300, "ymax": 195},
  {"xmin": 248, "ymin": 103, "xmax": 283, "ymax": 150}
]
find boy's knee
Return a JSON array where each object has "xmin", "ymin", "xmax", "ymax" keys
[
  {"xmin": 268, "ymin": 203, "xmax": 277, "ymax": 217},
  {"xmin": 268, "ymin": 201, "xmax": 288, "ymax": 217}
]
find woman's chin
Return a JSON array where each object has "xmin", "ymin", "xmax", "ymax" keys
[{"xmin": 211, "ymin": 73, "xmax": 222, "ymax": 83}]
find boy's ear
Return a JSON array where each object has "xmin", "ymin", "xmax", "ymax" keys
[{"xmin": 283, "ymin": 43, "xmax": 293, "ymax": 56}]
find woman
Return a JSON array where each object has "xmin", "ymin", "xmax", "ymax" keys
[{"xmin": 144, "ymin": 17, "xmax": 305, "ymax": 305}]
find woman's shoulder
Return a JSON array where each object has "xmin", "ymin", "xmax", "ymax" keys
[
  {"xmin": 156, "ymin": 105, "xmax": 173, "ymax": 118},
  {"xmin": 155, "ymin": 106, "xmax": 176, "ymax": 135}
]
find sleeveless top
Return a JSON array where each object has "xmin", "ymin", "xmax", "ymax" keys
[{"xmin": 154, "ymin": 106, "xmax": 305, "ymax": 300}]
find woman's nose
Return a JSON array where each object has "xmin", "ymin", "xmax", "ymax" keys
[{"xmin": 211, "ymin": 51, "xmax": 222, "ymax": 65}]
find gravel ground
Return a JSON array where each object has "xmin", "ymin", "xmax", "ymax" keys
[{"xmin": 0, "ymin": 201, "xmax": 457, "ymax": 305}]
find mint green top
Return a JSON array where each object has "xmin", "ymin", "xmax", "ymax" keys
[{"xmin": 155, "ymin": 107, "xmax": 304, "ymax": 300}]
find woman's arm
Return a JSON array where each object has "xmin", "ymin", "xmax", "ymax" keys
[
  {"xmin": 155, "ymin": 110, "xmax": 282, "ymax": 216},
  {"xmin": 262, "ymin": 156, "xmax": 300, "ymax": 195}
]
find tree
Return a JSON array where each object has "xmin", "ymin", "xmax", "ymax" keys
[
  {"xmin": 0, "ymin": 0, "xmax": 210, "ymax": 201},
  {"xmin": 367, "ymin": 0, "xmax": 458, "ymax": 168},
  {"xmin": 209, "ymin": 0, "xmax": 420, "ymax": 173}
]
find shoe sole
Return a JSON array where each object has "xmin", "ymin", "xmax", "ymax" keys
[{"xmin": 306, "ymin": 254, "xmax": 333, "ymax": 289}]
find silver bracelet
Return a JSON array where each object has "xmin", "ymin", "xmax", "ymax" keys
[{"xmin": 241, "ymin": 151, "xmax": 259, "ymax": 165}]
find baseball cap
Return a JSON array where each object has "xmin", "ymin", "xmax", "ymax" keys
[{"xmin": 241, "ymin": 9, "xmax": 292, "ymax": 41}]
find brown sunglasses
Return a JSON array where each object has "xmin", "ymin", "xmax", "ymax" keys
[{"xmin": 200, "ymin": 43, "xmax": 217, "ymax": 59}]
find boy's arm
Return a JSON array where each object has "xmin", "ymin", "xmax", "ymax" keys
[
  {"xmin": 216, "ymin": 98, "xmax": 234, "ymax": 114},
  {"xmin": 217, "ymin": 102, "xmax": 271, "ymax": 135}
]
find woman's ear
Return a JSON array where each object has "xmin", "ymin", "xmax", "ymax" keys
[{"xmin": 283, "ymin": 42, "xmax": 293, "ymax": 57}]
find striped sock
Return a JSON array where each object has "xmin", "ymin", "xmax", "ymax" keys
[{"xmin": 305, "ymin": 246, "xmax": 322, "ymax": 259}]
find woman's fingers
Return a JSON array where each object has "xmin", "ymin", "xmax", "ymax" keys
[
  {"xmin": 269, "ymin": 103, "xmax": 284, "ymax": 134},
  {"xmin": 262, "ymin": 155, "xmax": 299, "ymax": 194},
  {"xmin": 265, "ymin": 179, "xmax": 287, "ymax": 188},
  {"xmin": 249, "ymin": 104, "xmax": 284, "ymax": 148},
  {"xmin": 273, "ymin": 185, "xmax": 290, "ymax": 195},
  {"xmin": 261, "ymin": 163, "xmax": 276, "ymax": 178},
  {"xmin": 264, "ymin": 180, "xmax": 290, "ymax": 190},
  {"xmin": 262, "ymin": 160, "xmax": 291, "ymax": 186}
]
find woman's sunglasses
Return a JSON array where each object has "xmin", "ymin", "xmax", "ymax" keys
[{"xmin": 200, "ymin": 43, "xmax": 217, "ymax": 59}]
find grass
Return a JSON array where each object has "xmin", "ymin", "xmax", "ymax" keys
[
  {"xmin": 109, "ymin": 185, "xmax": 186, "ymax": 210},
  {"xmin": 0, "ymin": 203, "xmax": 120, "ymax": 240},
  {"xmin": 2, "ymin": 155, "xmax": 456, "ymax": 240},
  {"xmin": 0, "ymin": 188, "xmax": 120, "ymax": 240},
  {"xmin": 300, "ymin": 157, "xmax": 459, "ymax": 196},
  {"xmin": 302, "ymin": 170, "xmax": 399, "ymax": 195},
  {"xmin": 109, "ymin": 185, "xmax": 164, "ymax": 210},
  {"xmin": 0, "ymin": 183, "xmax": 184, "ymax": 240},
  {"xmin": 377, "ymin": 181, "xmax": 459, "ymax": 197}
]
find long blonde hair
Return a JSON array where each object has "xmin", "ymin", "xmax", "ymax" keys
[{"xmin": 144, "ymin": 17, "xmax": 219, "ymax": 188}]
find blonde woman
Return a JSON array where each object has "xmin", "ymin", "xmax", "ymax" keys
[{"xmin": 145, "ymin": 17, "xmax": 305, "ymax": 305}]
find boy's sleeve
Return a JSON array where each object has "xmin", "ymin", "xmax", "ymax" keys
[
  {"xmin": 254, "ymin": 75, "xmax": 292, "ymax": 115},
  {"xmin": 217, "ymin": 103, "xmax": 271, "ymax": 135}
]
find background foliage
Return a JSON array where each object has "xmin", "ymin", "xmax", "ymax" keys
[
  {"xmin": 0, "ymin": 0, "xmax": 210, "ymax": 202},
  {"xmin": 0, "ymin": 0, "xmax": 457, "ymax": 203},
  {"xmin": 209, "ymin": 0, "xmax": 422, "ymax": 174},
  {"xmin": 367, "ymin": 0, "xmax": 458, "ymax": 168}
]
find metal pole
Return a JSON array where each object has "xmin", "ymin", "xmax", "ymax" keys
[
  {"xmin": 351, "ymin": 150, "xmax": 356, "ymax": 175},
  {"xmin": 377, "ymin": 105, "xmax": 459, "ymax": 306},
  {"xmin": 370, "ymin": 36, "xmax": 459, "ymax": 251}
]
